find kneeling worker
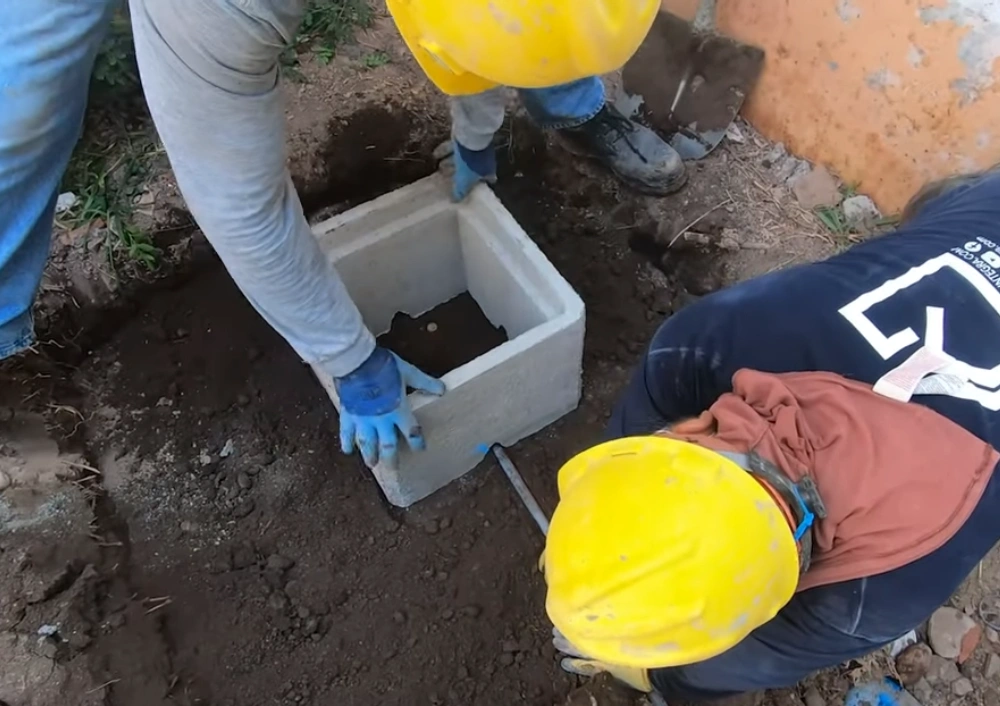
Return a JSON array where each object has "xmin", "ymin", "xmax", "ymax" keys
[{"xmin": 543, "ymin": 168, "xmax": 1000, "ymax": 701}]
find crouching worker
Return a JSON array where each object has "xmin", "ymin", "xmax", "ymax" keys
[{"xmin": 542, "ymin": 167, "xmax": 1000, "ymax": 702}]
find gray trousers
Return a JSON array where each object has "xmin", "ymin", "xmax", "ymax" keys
[{"xmin": 129, "ymin": 0, "xmax": 377, "ymax": 378}]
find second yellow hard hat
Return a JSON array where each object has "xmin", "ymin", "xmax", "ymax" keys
[
  {"xmin": 544, "ymin": 436, "xmax": 800, "ymax": 669},
  {"xmin": 387, "ymin": 0, "xmax": 660, "ymax": 95}
]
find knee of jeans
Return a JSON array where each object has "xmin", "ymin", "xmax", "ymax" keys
[
  {"xmin": 0, "ymin": 21, "xmax": 107, "ymax": 151},
  {"xmin": 0, "ymin": 91, "xmax": 63, "ymax": 153}
]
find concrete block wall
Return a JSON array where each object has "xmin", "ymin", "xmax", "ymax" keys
[{"xmin": 311, "ymin": 176, "xmax": 585, "ymax": 507}]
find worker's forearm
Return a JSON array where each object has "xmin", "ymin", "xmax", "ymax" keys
[{"xmin": 130, "ymin": 0, "xmax": 374, "ymax": 379}]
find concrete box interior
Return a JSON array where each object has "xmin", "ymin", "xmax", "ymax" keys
[{"xmin": 311, "ymin": 175, "xmax": 585, "ymax": 507}]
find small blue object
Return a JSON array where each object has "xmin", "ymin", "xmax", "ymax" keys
[
  {"xmin": 789, "ymin": 483, "xmax": 816, "ymax": 541},
  {"xmin": 451, "ymin": 140, "xmax": 497, "ymax": 202},
  {"xmin": 845, "ymin": 678, "xmax": 905, "ymax": 706},
  {"xmin": 335, "ymin": 347, "xmax": 445, "ymax": 468}
]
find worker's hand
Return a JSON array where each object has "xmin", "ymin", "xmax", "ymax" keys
[
  {"xmin": 334, "ymin": 347, "xmax": 445, "ymax": 469},
  {"xmin": 434, "ymin": 139, "xmax": 497, "ymax": 202},
  {"xmin": 553, "ymin": 627, "xmax": 653, "ymax": 693}
]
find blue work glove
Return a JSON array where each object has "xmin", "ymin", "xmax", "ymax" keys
[
  {"xmin": 845, "ymin": 679, "xmax": 922, "ymax": 706},
  {"xmin": 334, "ymin": 347, "xmax": 445, "ymax": 469},
  {"xmin": 434, "ymin": 139, "xmax": 497, "ymax": 202}
]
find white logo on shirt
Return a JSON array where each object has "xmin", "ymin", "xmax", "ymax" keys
[{"xmin": 838, "ymin": 239, "xmax": 1000, "ymax": 410}]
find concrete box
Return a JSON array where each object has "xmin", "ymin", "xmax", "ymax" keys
[{"xmin": 311, "ymin": 175, "xmax": 585, "ymax": 507}]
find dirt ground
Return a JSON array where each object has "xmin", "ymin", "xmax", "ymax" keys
[{"xmin": 4, "ymin": 11, "xmax": 1000, "ymax": 706}]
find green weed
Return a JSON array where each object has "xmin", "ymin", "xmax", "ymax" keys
[
  {"xmin": 361, "ymin": 50, "xmax": 390, "ymax": 69},
  {"xmin": 281, "ymin": 0, "xmax": 375, "ymax": 76},
  {"xmin": 62, "ymin": 129, "xmax": 162, "ymax": 270},
  {"xmin": 314, "ymin": 45, "xmax": 336, "ymax": 65},
  {"xmin": 91, "ymin": 7, "xmax": 140, "ymax": 98},
  {"xmin": 300, "ymin": 0, "xmax": 374, "ymax": 49},
  {"xmin": 815, "ymin": 203, "xmax": 901, "ymax": 248},
  {"xmin": 815, "ymin": 206, "xmax": 849, "ymax": 235}
]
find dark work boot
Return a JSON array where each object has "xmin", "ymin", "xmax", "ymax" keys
[{"xmin": 557, "ymin": 104, "xmax": 687, "ymax": 196}]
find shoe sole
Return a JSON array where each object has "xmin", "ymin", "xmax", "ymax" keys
[
  {"xmin": 556, "ymin": 135, "xmax": 689, "ymax": 197},
  {"xmin": 612, "ymin": 165, "xmax": 689, "ymax": 197}
]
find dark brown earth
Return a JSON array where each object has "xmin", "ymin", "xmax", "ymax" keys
[{"xmin": 377, "ymin": 293, "xmax": 509, "ymax": 379}]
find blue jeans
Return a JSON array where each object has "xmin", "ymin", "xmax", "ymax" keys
[
  {"xmin": 450, "ymin": 78, "xmax": 605, "ymax": 151},
  {"xmin": 607, "ymin": 317, "xmax": 1000, "ymax": 701},
  {"xmin": 0, "ymin": 0, "xmax": 117, "ymax": 357}
]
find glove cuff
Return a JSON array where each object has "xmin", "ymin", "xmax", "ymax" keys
[
  {"xmin": 334, "ymin": 346, "xmax": 402, "ymax": 416},
  {"xmin": 455, "ymin": 140, "xmax": 497, "ymax": 177}
]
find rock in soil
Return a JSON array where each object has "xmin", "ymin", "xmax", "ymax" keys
[
  {"xmin": 951, "ymin": 676, "xmax": 974, "ymax": 696},
  {"xmin": 926, "ymin": 655, "xmax": 963, "ymax": 684},
  {"xmin": 928, "ymin": 606, "xmax": 981, "ymax": 661},
  {"xmin": 267, "ymin": 591, "xmax": 291, "ymax": 613},
  {"xmin": 895, "ymin": 643, "xmax": 933, "ymax": 685},
  {"xmin": 790, "ymin": 165, "xmax": 842, "ymax": 209},
  {"xmin": 266, "ymin": 554, "xmax": 295, "ymax": 572},
  {"xmin": 230, "ymin": 542, "xmax": 256, "ymax": 570},
  {"xmin": 0, "ymin": 631, "xmax": 104, "ymax": 705},
  {"xmin": 803, "ymin": 686, "xmax": 826, "ymax": 706},
  {"xmin": 841, "ymin": 195, "xmax": 881, "ymax": 227},
  {"xmin": 986, "ymin": 652, "xmax": 1000, "ymax": 680},
  {"xmin": 231, "ymin": 497, "xmax": 255, "ymax": 518}
]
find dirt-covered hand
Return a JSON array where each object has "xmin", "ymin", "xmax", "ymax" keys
[
  {"xmin": 334, "ymin": 347, "xmax": 445, "ymax": 469},
  {"xmin": 552, "ymin": 627, "xmax": 654, "ymax": 694},
  {"xmin": 433, "ymin": 139, "xmax": 497, "ymax": 202}
]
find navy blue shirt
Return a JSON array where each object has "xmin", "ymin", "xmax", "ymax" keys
[{"xmin": 610, "ymin": 171, "xmax": 1000, "ymax": 450}]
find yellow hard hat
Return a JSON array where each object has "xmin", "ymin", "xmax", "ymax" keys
[
  {"xmin": 386, "ymin": 0, "xmax": 659, "ymax": 95},
  {"xmin": 544, "ymin": 436, "xmax": 800, "ymax": 669}
]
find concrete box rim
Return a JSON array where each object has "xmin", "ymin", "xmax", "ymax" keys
[{"xmin": 311, "ymin": 175, "xmax": 585, "ymax": 413}]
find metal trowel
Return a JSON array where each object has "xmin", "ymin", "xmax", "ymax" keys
[{"xmin": 622, "ymin": 0, "xmax": 765, "ymax": 160}]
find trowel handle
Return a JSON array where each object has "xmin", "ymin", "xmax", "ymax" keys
[{"xmin": 692, "ymin": 0, "xmax": 717, "ymax": 33}]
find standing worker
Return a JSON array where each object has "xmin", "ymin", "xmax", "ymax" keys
[
  {"xmin": 0, "ymin": 1, "xmax": 679, "ymax": 470},
  {"xmin": 542, "ymin": 168, "xmax": 1000, "ymax": 702},
  {"xmin": 388, "ymin": 0, "xmax": 686, "ymax": 200}
]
